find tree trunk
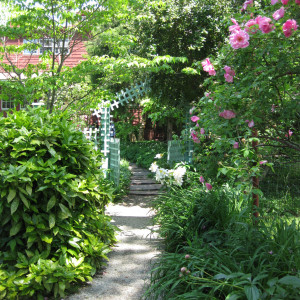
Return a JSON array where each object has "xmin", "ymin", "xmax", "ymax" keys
[{"xmin": 167, "ymin": 118, "xmax": 173, "ymax": 141}]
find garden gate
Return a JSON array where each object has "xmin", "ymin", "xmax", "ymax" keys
[{"xmin": 85, "ymin": 81, "xmax": 194, "ymax": 185}]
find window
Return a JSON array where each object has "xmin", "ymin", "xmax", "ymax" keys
[
  {"xmin": 1, "ymin": 99, "xmax": 15, "ymax": 110},
  {"xmin": 23, "ymin": 38, "xmax": 69, "ymax": 55}
]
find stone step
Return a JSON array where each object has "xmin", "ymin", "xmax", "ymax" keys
[
  {"xmin": 129, "ymin": 190, "xmax": 161, "ymax": 196},
  {"xmin": 131, "ymin": 171, "xmax": 151, "ymax": 176},
  {"xmin": 131, "ymin": 179, "xmax": 157, "ymax": 185},
  {"xmin": 130, "ymin": 184, "xmax": 162, "ymax": 191}
]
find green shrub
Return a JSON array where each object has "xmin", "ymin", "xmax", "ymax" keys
[{"xmin": 0, "ymin": 108, "xmax": 116, "ymax": 299}]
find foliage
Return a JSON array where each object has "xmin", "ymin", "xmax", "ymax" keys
[
  {"xmin": 0, "ymin": 0, "xmax": 131, "ymax": 113},
  {"xmin": 146, "ymin": 183, "xmax": 300, "ymax": 299},
  {"xmin": 0, "ymin": 108, "xmax": 116, "ymax": 299},
  {"xmin": 120, "ymin": 141, "xmax": 168, "ymax": 169}
]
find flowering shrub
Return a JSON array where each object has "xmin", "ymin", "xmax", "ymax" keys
[
  {"xmin": 149, "ymin": 161, "xmax": 187, "ymax": 187},
  {"xmin": 186, "ymin": 0, "xmax": 299, "ymax": 192}
]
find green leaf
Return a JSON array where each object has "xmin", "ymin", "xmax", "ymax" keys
[
  {"xmin": 244, "ymin": 285, "xmax": 260, "ymax": 300},
  {"xmin": 20, "ymin": 192, "xmax": 30, "ymax": 209},
  {"xmin": 278, "ymin": 276, "xmax": 300, "ymax": 288},
  {"xmin": 11, "ymin": 198, "xmax": 20, "ymax": 215},
  {"xmin": 10, "ymin": 222, "xmax": 22, "ymax": 236},
  {"xmin": 49, "ymin": 213, "xmax": 55, "ymax": 229},
  {"xmin": 26, "ymin": 185, "xmax": 32, "ymax": 196},
  {"xmin": 7, "ymin": 188, "xmax": 17, "ymax": 203},
  {"xmin": 47, "ymin": 196, "xmax": 56, "ymax": 211},
  {"xmin": 68, "ymin": 240, "xmax": 81, "ymax": 249},
  {"xmin": 59, "ymin": 203, "xmax": 72, "ymax": 219},
  {"xmin": 243, "ymin": 150, "xmax": 250, "ymax": 158},
  {"xmin": 41, "ymin": 234, "xmax": 53, "ymax": 244}
]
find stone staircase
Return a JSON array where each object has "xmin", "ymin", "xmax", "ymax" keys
[{"xmin": 129, "ymin": 164, "xmax": 162, "ymax": 196}]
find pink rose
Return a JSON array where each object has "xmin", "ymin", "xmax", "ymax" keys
[
  {"xmin": 229, "ymin": 30, "xmax": 250, "ymax": 49},
  {"xmin": 199, "ymin": 176, "xmax": 205, "ymax": 183},
  {"xmin": 296, "ymin": 0, "xmax": 300, "ymax": 5},
  {"xmin": 248, "ymin": 120, "xmax": 255, "ymax": 128},
  {"xmin": 288, "ymin": 130, "xmax": 293, "ymax": 137},
  {"xmin": 191, "ymin": 116, "xmax": 200, "ymax": 122},
  {"xmin": 271, "ymin": 0, "xmax": 279, "ymax": 3},
  {"xmin": 281, "ymin": 0, "xmax": 289, "ymax": 4},
  {"xmin": 245, "ymin": 19, "xmax": 258, "ymax": 33},
  {"xmin": 283, "ymin": 19, "xmax": 298, "ymax": 37},
  {"xmin": 219, "ymin": 110, "xmax": 236, "ymax": 119},
  {"xmin": 273, "ymin": 7, "xmax": 285, "ymax": 20},
  {"xmin": 242, "ymin": 0, "xmax": 253, "ymax": 11},
  {"xmin": 231, "ymin": 18, "xmax": 239, "ymax": 25},
  {"xmin": 233, "ymin": 142, "xmax": 239, "ymax": 149},
  {"xmin": 257, "ymin": 17, "xmax": 275, "ymax": 34},
  {"xmin": 206, "ymin": 183, "xmax": 213, "ymax": 190},
  {"xmin": 229, "ymin": 25, "xmax": 241, "ymax": 33},
  {"xmin": 224, "ymin": 66, "xmax": 235, "ymax": 82},
  {"xmin": 202, "ymin": 58, "xmax": 216, "ymax": 76},
  {"xmin": 200, "ymin": 128, "xmax": 205, "ymax": 135},
  {"xmin": 189, "ymin": 106, "xmax": 195, "ymax": 114},
  {"xmin": 259, "ymin": 160, "xmax": 268, "ymax": 165}
]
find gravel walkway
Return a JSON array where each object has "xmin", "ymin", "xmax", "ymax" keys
[{"xmin": 67, "ymin": 165, "xmax": 162, "ymax": 300}]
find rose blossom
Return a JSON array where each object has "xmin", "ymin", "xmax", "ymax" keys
[
  {"xmin": 245, "ymin": 19, "xmax": 258, "ymax": 33},
  {"xmin": 242, "ymin": 0, "xmax": 253, "ymax": 11},
  {"xmin": 191, "ymin": 116, "xmax": 200, "ymax": 122},
  {"xmin": 271, "ymin": 0, "xmax": 279, "ymax": 3},
  {"xmin": 296, "ymin": 0, "xmax": 300, "ymax": 5},
  {"xmin": 259, "ymin": 160, "xmax": 268, "ymax": 165},
  {"xmin": 233, "ymin": 142, "xmax": 239, "ymax": 149},
  {"xmin": 200, "ymin": 128, "xmax": 205, "ymax": 135},
  {"xmin": 219, "ymin": 110, "xmax": 236, "ymax": 119},
  {"xmin": 248, "ymin": 120, "xmax": 255, "ymax": 128},
  {"xmin": 202, "ymin": 58, "xmax": 216, "ymax": 76},
  {"xmin": 281, "ymin": 0, "xmax": 289, "ymax": 4},
  {"xmin": 229, "ymin": 30, "xmax": 250, "ymax": 49},
  {"xmin": 273, "ymin": 7, "xmax": 285, "ymax": 20},
  {"xmin": 206, "ymin": 183, "xmax": 213, "ymax": 190},
  {"xmin": 224, "ymin": 66, "xmax": 235, "ymax": 82},
  {"xmin": 283, "ymin": 19, "xmax": 298, "ymax": 37},
  {"xmin": 199, "ymin": 176, "xmax": 205, "ymax": 183},
  {"xmin": 257, "ymin": 17, "xmax": 275, "ymax": 34}
]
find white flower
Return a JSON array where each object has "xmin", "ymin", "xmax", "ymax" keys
[
  {"xmin": 149, "ymin": 162, "xmax": 158, "ymax": 173},
  {"xmin": 155, "ymin": 153, "xmax": 163, "ymax": 159},
  {"xmin": 155, "ymin": 168, "xmax": 168, "ymax": 182}
]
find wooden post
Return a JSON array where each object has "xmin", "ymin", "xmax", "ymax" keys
[{"xmin": 252, "ymin": 129, "xmax": 259, "ymax": 219}]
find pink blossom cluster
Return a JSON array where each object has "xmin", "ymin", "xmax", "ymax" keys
[
  {"xmin": 201, "ymin": 58, "xmax": 216, "ymax": 76},
  {"xmin": 199, "ymin": 175, "xmax": 212, "ymax": 190},
  {"xmin": 272, "ymin": 0, "xmax": 299, "ymax": 5},
  {"xmin": 283, "ymin": 19, "xmax": 298, "ymax": 37},
  {"xmin": 224, "ymin": 66, "xmax": 235, "ymax": 82},
  {"xmin": 229, "ymin": 1, "xmax": 298, "ymax": 50},
  {"xmin": 191, "ymin": 130, "xmax": 200, "ymax": 144},
  {"xmin": 241, "ymin": 0, "xmax": 253, "ymax": 11},
  {"xmin": 245, "ymin": 119, "xmax": 255, "ymax": 128},
  {"xmin": 219, "ymin": 110, "xmax": 236, "ymax": 119}
]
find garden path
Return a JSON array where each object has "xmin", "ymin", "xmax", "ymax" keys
[{"xmin": 67, "ymin": 164, "xmax": 162, "ymax": 300}]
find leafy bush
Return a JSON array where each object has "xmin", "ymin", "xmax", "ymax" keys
[
  {"xmin": 147, "ymin": 184, "xmax": 300, "ymax": 299},
  {"xmin": 0, "ymin": 108, "xmax": 116, "ymax": 299},
  {"xmin": 120, "ymin": 141, "xmax": 168, "ymax": 169}
]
